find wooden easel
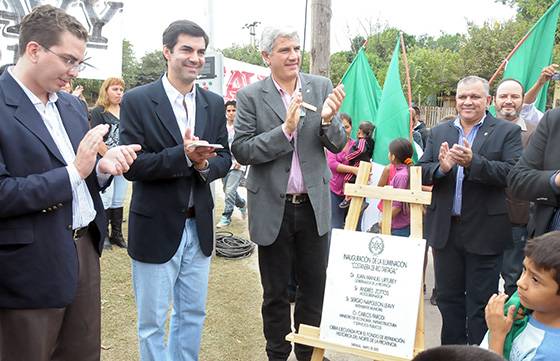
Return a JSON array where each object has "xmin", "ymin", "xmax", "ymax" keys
[{"xmin": 286, "ymin": 161, "xmax": 432, "ymax": 361}]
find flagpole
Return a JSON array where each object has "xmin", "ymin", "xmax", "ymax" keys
[
  {"xmin": 488, "ymin": 31, "xmax": 531, "ymax": 86},
  {"xmin": 399, "ymin": 32, "xmax": 413, "ymax": 143}
]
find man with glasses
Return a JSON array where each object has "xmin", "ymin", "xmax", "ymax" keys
[{"xmin": 0, "ymin": 5, "xmax": 140, "ymax": 360}]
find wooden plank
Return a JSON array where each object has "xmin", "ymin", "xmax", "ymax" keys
[
  {"xmin": 344, "ymin": 161, "xmax": 372, "ymax": 231},
  {"xmin": 345, "ymin": 184, "xmax": 431, "ymax": 205},
  {"xmin": 286, "ymin": 326, "xmax": 411, "ymax": 361},
  {"xmin": 381, "ymin": 197, "xmax": 393, "ymax": 235}
]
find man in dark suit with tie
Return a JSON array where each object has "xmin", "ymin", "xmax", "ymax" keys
[
  {"xmin": 418, "ymin": 76, "xmax": 523, "ymax": 345},
  {"xmin": 0, "ymin": 5, "xmax": 139, "ymax": 361},
  {"xmin": 119, "ymin": 20, "xmax": 231, "ymax": 361}
]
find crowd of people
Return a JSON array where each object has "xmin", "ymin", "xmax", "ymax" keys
[{"xmin": 1, "ymin": 4, "xmax": 560, "ymax": 361}]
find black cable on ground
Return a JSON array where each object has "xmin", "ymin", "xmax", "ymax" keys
[{"xmin": 215, "ymin": 231, "xmax": 255, "ymax": 259}]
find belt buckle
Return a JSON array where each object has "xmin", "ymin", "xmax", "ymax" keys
[{"xmin": 290, "ymin": 194, "xmax": 303, "ymax": 205}]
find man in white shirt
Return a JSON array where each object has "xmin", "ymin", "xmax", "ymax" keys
[
  {"xmin": 120, "ymin": 20, "xmax": 231, "ymax": 361},
  {"xmin": 0, "ymin": 5, "xmax": 139, "ymax": 361}
]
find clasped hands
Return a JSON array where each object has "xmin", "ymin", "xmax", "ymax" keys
[
  {"xmin": 183, "ymin": 128, "xmax": 217, "ymax": 170},
  {"xmin": 283, "ymin": 84, "xmax": 346, "ymax": 134},
  {"xmin": 438, "ymin": 138, "xmax": 473, "ymax": 173},
  {"xmin": 74, "ymin": 124, "xmax": 141, "ymax": 179}
]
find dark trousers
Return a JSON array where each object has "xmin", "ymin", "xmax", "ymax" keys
[
  {"xmin": 501, "ymin": 225, "xmax": 527, "ymax": 296},
  {"xmin": 434, "ymin": 220, "xmax": 502, "ymax": 345},
  {"xmin": 258, "ymin": 200, "xmax": 329, "ymax": 361},
  {"xmin": 0, "ymin": 231, "xmax": 101, "ymax": 361}
]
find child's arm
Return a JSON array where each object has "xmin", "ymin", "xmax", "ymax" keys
[
  {"xmin": 378, "ymin": 165, "xmax": 391, "ymax": 187},
  {"xmin": 485, "ymin": 293, "xmax": 516, "ymax": 356},
  {"xmin": 346, "ymin": 138, "xmax": 366, "ymax": 162}
]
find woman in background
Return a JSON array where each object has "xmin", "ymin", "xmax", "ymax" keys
[{"xmin": 91, "ymin": 77, "xmax": 128, "ymax": 249}]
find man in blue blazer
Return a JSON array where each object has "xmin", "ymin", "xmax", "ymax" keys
[
  {"xmin": 120, "ymin": 20, "xmax": 231, "ymax": 361},
  {"xmin": 0, "ymin": 5, "xmax": 139, "ymax": 361},
  {"xmin": 418, "ymin": 76, "xmax": 523, "ymax": 346}
]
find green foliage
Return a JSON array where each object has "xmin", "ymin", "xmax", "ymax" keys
[
  {"xmin": 220, "ymin": 44, "xmax": 264, "ymax": 66},
  {"xmin": 497, "ymin": 0, "xmax": 555, "ymax": 21},
  {"xmin": 136, "ymin": 50, "xmax": 166, "ymax": 86},
  {"xmin": 459, "ymin": 19, "xmax": 530, "ymax": 81},
  {"xmin": 122, "ymin": 39, "xmax": 140, "ymax": 88}
]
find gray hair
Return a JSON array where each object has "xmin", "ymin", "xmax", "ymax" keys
[
  {"xmin": 259, "ymin": 26, "xmax": 300, "ymax": 53},
  {"xmin": 457, "ymin": 76, "xmax": 490, "ymax": 96}
]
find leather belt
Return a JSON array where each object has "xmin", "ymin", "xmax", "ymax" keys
[
  {"xmin": 72, "ymin": 226, "xmax": 88, "ymax": 240},
  {"xmin": 185, "ymin": 207, "xmax": 196, "ymax": 218},
  {"xmin": 286, "ymin": 193, "xmax": 309, "ymax": 205}
]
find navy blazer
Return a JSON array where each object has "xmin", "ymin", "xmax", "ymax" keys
[
  {"xmin": 417, "ymin": 113, "xmax": 523, "ymax": 255},
  {"xmin": 0, "ymin": 71, "xmax": 106, "ymax": 309},
  {"xmin": 120, "ymin": 78, "xmax": 231, "ymax": 263}
]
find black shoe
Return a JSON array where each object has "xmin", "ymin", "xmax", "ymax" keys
[
  {"xmin": 430, "ymin": 288, "xmax": 437, "ymax": 306},
  {"xmin": 339, "ymin": 199, "xmax": 350, "ymax": 208}
]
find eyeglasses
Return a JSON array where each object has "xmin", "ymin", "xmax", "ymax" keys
[{"xmin": 39, "ymin": 43, "xmax": 92, "ymax": 72}]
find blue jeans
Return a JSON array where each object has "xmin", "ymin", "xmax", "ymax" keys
[
  {"xmin": 501, "ymin": 225, "xmax": 527, "ymax": 296},
  {"xmin": 221, "ymin": 169, "xmax": 245, "ymax": 219},
  {"xmin": 391, "ymin": 226, "xmax": 411, "ymax": 237},
  {"xmin": 101, "ymin": 175, "xmax": 129, "ymax": 209},
  {"xmin": 132, "ymin": 219, "xmax": 211, "ymax": 361},
  {"xmin": 330, "ymin": 191, "xmax": 347, "ymax": 230}
]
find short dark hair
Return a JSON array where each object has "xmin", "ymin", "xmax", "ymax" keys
[
  {"xmin": 496, "ymin": 78, "xmax": 525, "ymax": 97},
  {"xmin": 412, "ymin": 105, "xmax": 421, "ymax": 117},
  {"xmin": 224, "ymin": 100, "xmax": 236, "ymax": 109},
  {"xmin": 340, "ymin": 113, "xmax": 352, "ymax": 127},
  {"xmin": 18, "ymin": 5, "xmax": 88, "ymax": 56},
  {"xmin": 525, "ymin": 231, "xmax": 560, "ymax": 293},
  {"xmin": 412, "ymin": 345, "xmax": 504, "ymax": 361},
  {"xmin": 162, "ymin": 20, "xmax": 209, "ymax": 51}
]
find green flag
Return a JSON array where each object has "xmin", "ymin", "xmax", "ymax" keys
[
  {"xmin": 340, "ymin": 48, "xmax": 382, "ymax": 139},
  {"xmin": 502, "ymin": 0, "xmax": 560, "ymax": 111},
  {"xmin": 372, "ymin": 37, "xmax": 410, "ymax": 165}
]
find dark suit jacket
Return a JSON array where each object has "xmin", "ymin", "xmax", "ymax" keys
[
  {"xmin": 508, "ymin": 108, "xmax": 560, "ymax": 237},
  {"xmin": 0, "ymin": 71, "xmax": 106, "ymax": 309},
  {"xmin": 418, "ymin": 113, "xmax": 522, "ymax": 255},
  {"xmin": 120, "ymin": 78, "xmax": 231, "ymax": 263}
]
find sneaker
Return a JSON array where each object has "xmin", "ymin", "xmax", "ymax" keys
[
  {"xmin": 239, "ymin": 206, "xmax": 247, "ymax": 220},
  {"xmin": 339, "ymin": 199, "xmax": 351, "ymax": 208},
  {"xmin": 216, "ymin": 216, "xmax": 231, "ymax": 228}
]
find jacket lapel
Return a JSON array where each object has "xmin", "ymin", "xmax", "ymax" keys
[
  {"xmin": 471, "ymin": 113, "xmax": 496, "ymax": 154},
  {"xmin": 152, "ymin": 79, "xmax": 183, "ymax": 145},
  {"xmin": 262, "ymin": 77, "xmax": 286, "ymax": 125},
  {"xmin": 194, "ymin": 86, "xmax": 207, "ymax": 139},
  {"xmin": 56, "ymin": 95, "xmax": 83, "ymax": 153},
  {"xmin": 3, "ymin": 73, "xmax": 66, "ymax": 164}
]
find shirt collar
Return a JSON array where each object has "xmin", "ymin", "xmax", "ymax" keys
[
  {"xmin": 8, "ymin": 66, "xmax": 58, "ymax": 105},
  {"xmin": 515, "ymin": 116, "xmax": 528, "ymax": 132},
  {"xmin": 271, "ymin": 74, "xmax": 302, "ymax": 97},
  {"xmin": 453, "ymin": 113, "xmax": 486, "ymax": 130},
  {"xmin": 161, "ymin": 73, "xmax": 196, "ymax": 104}
]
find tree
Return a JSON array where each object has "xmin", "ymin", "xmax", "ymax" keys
[
  {"xmin": 137, "ymin": 50, "xmax": 166, "ymax": 86},
  {"xmin": 221, "ymin": 45, "xmax": 263, "ymax": 66},
  {"xmin": 459, "ymin": 19, "xmax": 530, "ymax": 82},
  {"xmin": 122, "ymin": 39, "xmax": 140, "ymax": 88},
  {"xmin": 497, "ymin": 0, "xmax": 555, "ymax": 21}
]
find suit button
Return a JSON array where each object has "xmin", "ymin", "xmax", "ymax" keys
[
  {"xmin": 57, "ymin": 203, "xmax": 63, "ymax": 207},
  {"xmin": 52, "ymin": 206, "xmax": 58, "ymax": 210},
  {"xmin": 280, "ymin": 194, "xmax": 285, "ymax": 199},
  {"xmin": 42, "ymin": 209, "xmax": 47, "ymax": 213},
  {"xmin": 47, "ymin": 207, "xmax": 53, "ymax": 212},
  {"xmin": 66, "ymin": 224, "xmax": 72, "ymax": 230}
]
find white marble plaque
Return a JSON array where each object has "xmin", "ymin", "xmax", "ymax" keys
[{"xmin": 320, "ymin": 229, "xmax": 425, "ymax": 359}]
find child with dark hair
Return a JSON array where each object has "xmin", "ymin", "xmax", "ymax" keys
[
  {"xmin": 412, "ymin": 345, "xmax": 504, "ymax": 361},
  {"xmin": 339, "ymin": 121, "xmax": 374, "ymax": 209},
  {"xmin": 387, "ymin": 138, "xmax": 414, "ymax": 237},
  {"xmin": 483, "ymin": 231, "xmax": 560, "ymax": 360}
]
